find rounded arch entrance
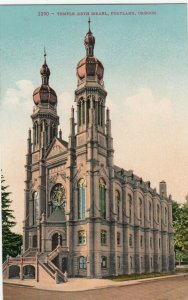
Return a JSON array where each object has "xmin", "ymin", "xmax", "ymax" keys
[
  {"xmin": 23, "ymin": 265, "xmax": 35, "ymax": 279},
  {"xmin": 52, "ymin": 233, "xmax": 62, "ymax": 250},
  {"xmin": 9, "ymin": 265, "xmax": 20, "ymax": 279}
]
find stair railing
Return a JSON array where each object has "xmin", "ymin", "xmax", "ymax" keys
[
  {"xmin": 47, "ymin": 257, "xmax": 66, "ymax": 282},
  {"xmin": 47, "ymin": 246, "xmax": 59, "ymax": 261},
  {"xmin": 38, "ymin": 260, "xmax": 55, "ymax": 280}
]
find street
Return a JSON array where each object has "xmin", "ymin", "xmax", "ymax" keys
[{"xmin": 3, "ymin": 276, "xmax": 188, "ymax": 300}]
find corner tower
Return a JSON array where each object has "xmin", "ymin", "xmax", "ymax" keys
[
  {"xmin": 23, "ymin": 52, "xmax": 60, "ymax": 252},
  {"xmin": 32, "ymin": 51, "xmax": 59, "ymax": 156},
  {"xmin": 75, "ymin": 20, "xmax": 114, "ymax": 168}
]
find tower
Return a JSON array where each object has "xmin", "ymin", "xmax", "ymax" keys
[
  {"xmin": 23, "ymin": 51, "xmax": 60, "ymax": 251},
  {"xmin": 32, "ymin": 50, "xmax": 59, "ymax": 153},
  {"xmin": 71, "ymin": 20, "xmax": 115, "ymax": 278},
  {"xmin": 75, "ymin": 19, "xmax": 114, "ymax": 172}
]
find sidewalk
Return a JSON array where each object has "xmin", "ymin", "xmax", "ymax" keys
[{"xmin": 3, "ymin": 273, "xmax": 188, "ymax": 292}]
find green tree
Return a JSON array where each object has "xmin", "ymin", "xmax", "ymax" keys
[
  {"xmin": 1, "ymin": 174, "xmax": 22, "ymax": 262},
  {"xmin": 172, "ymin": 198, "xmax": 188, "ymax": 265}
]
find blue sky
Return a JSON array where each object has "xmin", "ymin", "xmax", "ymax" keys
[{"xmin": 0, "ymin": 4, "xmax": 188, "ymax": 233}]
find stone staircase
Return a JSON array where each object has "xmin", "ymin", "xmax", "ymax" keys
[
  {"xmin": 3, "ymin": 246, "xmax": 67, "ymax": 284},
  {"xmin": 38, "ymin": 247, "xmax": 67, "ymax": 283}
]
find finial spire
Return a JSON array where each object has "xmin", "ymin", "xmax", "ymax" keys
[
  {"xmin": 44, "ymin": 47, "xmax": 47, "ymax": 64},
  {"xmin": 84, "ymin": 17, "xmax": 95, "ymax": 56},
  {"xmin": 40, "ymin": 47, "xmax": 50, "ymax": 85},
  {"xmin": 88, "ymin": 17, "xmax": 91, "ymax": 32}
]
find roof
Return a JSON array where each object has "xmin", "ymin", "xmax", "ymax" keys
[
  {"xmin": 47, "ymin": 207, "xmax": 66, "ymax": 222},
  {"xmin": 113, "ymin": 165, "xmax": 159, "ymax": 197}
]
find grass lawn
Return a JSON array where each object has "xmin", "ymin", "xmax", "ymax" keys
[{"xmin": 104, "ymin": 270, "xmax": 188, "ymax": 282}]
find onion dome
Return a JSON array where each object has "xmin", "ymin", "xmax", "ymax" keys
[
  {"xmin": 76, "ymin": 18, "xmax": 104, "ymax": 84},
  {"xmin": 33, "ymin": 49, "xmax": 57, "ymax": 106},
  {"xmin": 77, "ymin": 56, "xmax": 104, "ymax": 81},
  {"xmin": 40, "ymin": 63, "xmax": 50, "ymax": 77},
  {"xmin": 84, "ymin": 30, "xmax": 95, "ymax": 55},
  {"xmin": 33, "ymin": 85, "xmax": 57, "ymax": 106}
]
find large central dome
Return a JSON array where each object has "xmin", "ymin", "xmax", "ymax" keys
[{"xmin": 76, "ymin": 23, "xmax": 104, "ymax": 84}]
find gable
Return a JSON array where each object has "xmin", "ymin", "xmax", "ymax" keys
[{"xmin": 46, "ymin": 138, "xmax": 68, "ymax": 158}]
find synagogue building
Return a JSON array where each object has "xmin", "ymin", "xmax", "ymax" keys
[{"xmin": 3, "ymin": 23, "xmax": 175, "ymax": 283}]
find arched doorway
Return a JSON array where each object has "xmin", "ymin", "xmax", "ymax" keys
[
  {"xmin": 52, "ymin": 233, "xmax": 62, "ymax": 250},
  {"xmin": 23, "ymin": 265, "xmax": 35, "ymax": 279},
  {"xmin": 9, "ymin": 265, "xmax": 20, "ymax": 279}
]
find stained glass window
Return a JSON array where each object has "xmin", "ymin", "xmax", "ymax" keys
[
  {"xmin": 78, "ymin": 179, "xmax": 86, "ymax": 220},
  {"xmin": 79, "ymin": 256, "xmax": 87, "ymax": 269},
  {"xmin": 116, "ymin": 190, "xmax": 120, "ymax": 221},
  {"xmin": 99, "ymin": 178, "xmax": 106, "ymax": 219},
  {"xmin": 101, "ymin": 230, "xmax": 107, "ymax": 245}
]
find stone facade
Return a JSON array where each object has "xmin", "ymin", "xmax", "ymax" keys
[{"xmin": 21, "ymin": 25, "xmax": 175, "ymax": 279}]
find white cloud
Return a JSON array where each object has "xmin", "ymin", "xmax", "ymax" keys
[
  {"xmin": 3, "ymin": 80, "xmax": 34, "ymax": 111},
  {"xmin": 125, "ymin": 87, "xmax": 173, "ymax": 121},
  {"xmin": 111, "ymin": 87, "xmax": 188, "ymax": 202}
]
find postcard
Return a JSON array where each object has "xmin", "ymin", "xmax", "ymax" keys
[{"xmin": 1, "ymin": 2, "xmax": 188, "ymax": 299}]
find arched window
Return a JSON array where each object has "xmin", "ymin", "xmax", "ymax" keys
[
  {"xmin": 79, "ymin": 101, "xmax": 81, "ymax": 126},
  {"xmin": 128, "ymin": 195, "xmax": 132, "ymax": 223},
  {"xmin": 79, "ymin": 98, "xmax": 85, "ymax": 126},
  {"xmin": 117, "ymin": 232, "xmax": 121, "ymax": 245},
  {"xmin": 101, "ymin": 256, "xmax": 107, "ymax": 269},
  {"xmin": 115, "ymin": 190, "xmax": 121, "ymax": 221},
  {"xmin": 130, "ymin": 256, "xmax": 133, "ymax": 269},
  {"xmin": 129, "ymin": 234, "xmax": 133, "ymax": 247},
  {"xmin": 87, "ymin": 97, "xmax": 90, "ymax": 124},
  {"xmin": 101, "ymin": 230, "xmax": 107, "ymax": 245},
  {"xmin": 45, "ymin": 121, "xmax": 48, "ymax": 145},
  {"xmin": 79, "ymin": 256, "xmax": 87, "ymax": 269},
  {"xmin": 149, "ymin": 201, "xmax": 152, "ymax": 221},
  {"xmin": 139, "ymin": 198, "xmax": 143, "ymax": 224},
  {"xmin": 40, "ymin": 122, "xmax": 43, "ymax": 141},
  {"xmin": 98, "ymin": 99, "xmax": 103, "ymax": 126},
  {"xmin": 50, "ymin": 122, "xmax": 56, "ymax": 143},
  {"xmin": 33, "ymin": 122, "xmax": 38, "ymax": 145},
  {"xmin": 99, "ymin": 178, "xmax": 106, "ymax": 219},
  {"xmin": 140, "ymin": 235, "xmax": 143, "ymax": 248},
  {"xmin": 157, "ymin": 203, "xmax": 160, "ymax": 223},
  {"xmin": 165, "ymin": 206, "xmax": 168, "ymax": 224},
  {"xmin": 32, "ymin": 191, "xmax": 38, "ymax": 225},
  {"xmin": 78, "ymin": 179, "xmax": 86, "ymax": 220}
]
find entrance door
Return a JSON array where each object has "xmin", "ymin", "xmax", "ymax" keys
[{"xmin": 52, "ymin": 233, "xmax": 62, "ymax": 250}]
